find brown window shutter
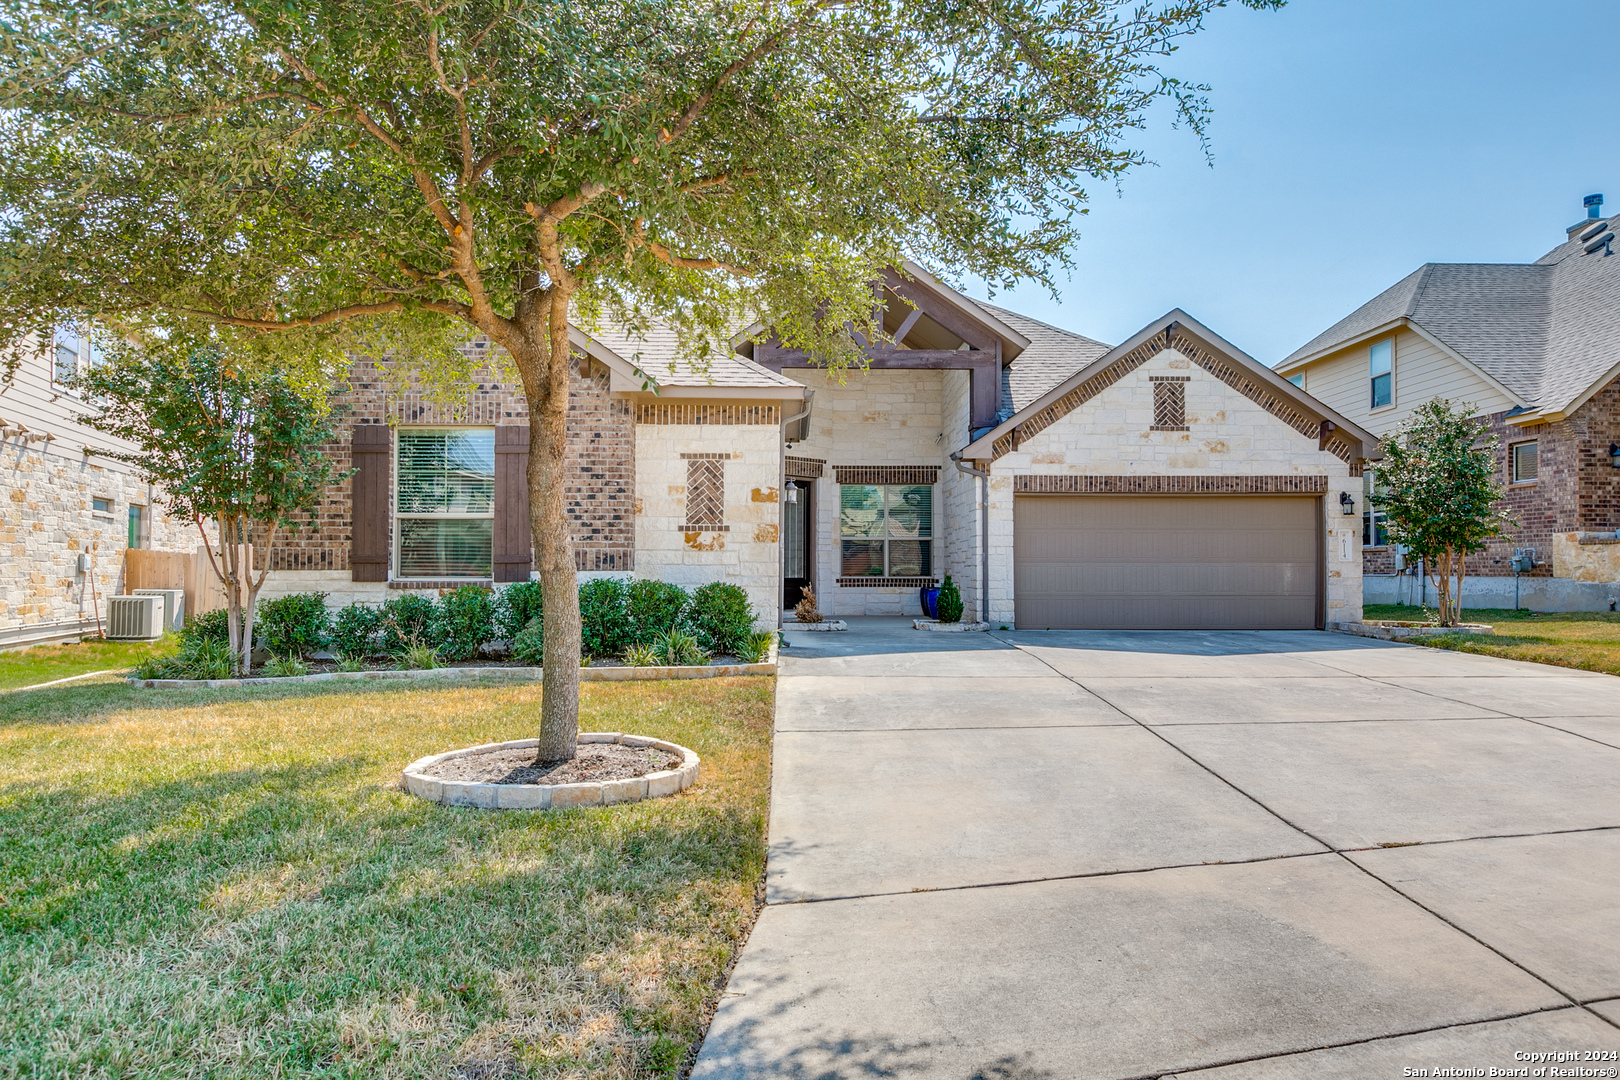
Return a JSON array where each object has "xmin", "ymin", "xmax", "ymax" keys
[
  {"xmin": 350, "ymin": 425, "xmax": 392, "ymax": 582},
  {"xmin": 493, "ymin": 425, "xmax": 533, "ymax": 582}
]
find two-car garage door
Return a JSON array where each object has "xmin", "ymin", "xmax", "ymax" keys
[{"xmin": 1013, "ymin": 495, "xmax": 1321, "ymax": 630}]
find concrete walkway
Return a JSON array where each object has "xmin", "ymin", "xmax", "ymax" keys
[{"xmin": 693, "ymin": 619, "xmax": 1620, "ymax": 1079}]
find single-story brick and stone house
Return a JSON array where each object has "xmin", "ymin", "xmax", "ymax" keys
[
  {"xmin": 1277, "ymin": 197, "xmax": 1620, "ymax": 611},
  {"xmin": 254, "ymin": 263, "xmax": 1377, "ymax": 631}
]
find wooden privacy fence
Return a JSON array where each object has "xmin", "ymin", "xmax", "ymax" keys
[{"xmin": 125, "ymin": 545, "xmax": 253, "ymax": 622}]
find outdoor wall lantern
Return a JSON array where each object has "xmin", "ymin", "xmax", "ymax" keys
[
  {"xmin": 1609, "ymin": 443, "xmax": 1620, "ymax": 468},
  {"xmin": 1339, "ymin": 491, "xmax": 1357, "ymax": 515},
  {"xmin": 785, "ymin": 484, "xmax": 799, "ymax": 504}
]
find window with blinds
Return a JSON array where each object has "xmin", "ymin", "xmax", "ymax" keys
[
  {"xmin": 395, "ymin": 428, "xmax": 496, "ymax": 578},
  {"xmin": 839, "ymin": 483, "xmax": 932, "ymax": 578}
]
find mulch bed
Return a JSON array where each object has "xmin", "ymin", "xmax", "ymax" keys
[{"xmin": 421, "ymin": 743, "xmax": 682, "ymax": 786}]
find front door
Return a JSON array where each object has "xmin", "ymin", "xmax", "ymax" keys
[{"xmin": 783, "ymin": 479, "xmax": 813, "ymax": 609}]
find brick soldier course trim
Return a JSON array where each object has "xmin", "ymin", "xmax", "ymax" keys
[
  {"xmin": 832, "ymin": 465, "xmax": 941, "ymax": 485},
  {"xmin": 679, "ymin": 452, "xmax": 734, "ymax": 460},
  {"xmin": 785, "ymin": 455, "xmax": 825, "ymax": 479},
  {"xmin": 837, "ymin": 576, "xmax": 939, "ymax": 587},
  {"xmin": 635, "ymin": 402, "xmax": 779, "ymax": 425},
  {"xmin": 1014, "ymin": 474, "xmax": 1330, "ymax": 494}
]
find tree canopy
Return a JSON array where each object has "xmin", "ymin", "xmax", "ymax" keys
[{"xmin": 1, "ymin": 0, "xmax": 1281, "ymax": 755}]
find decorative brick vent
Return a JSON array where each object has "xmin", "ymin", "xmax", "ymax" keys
[
  {"xmin": 832, "ymin": 465, "xmax": 941, "ymax": 485},
  {"xmin": 684, "ymin": 456, "xmax": 727, "ymax": 530},
  {"xmin": 1014, "ymin": 474, "xmax": 1330, "ymax": 494},
  {"xmin": 1151, "ymin": 376, "xmax": 1189, "ymax": 431}
]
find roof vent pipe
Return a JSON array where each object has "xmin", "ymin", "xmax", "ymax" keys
[{"xmin": 1585, "ymin": 193, "xmax": 1604, "ymax": 219}]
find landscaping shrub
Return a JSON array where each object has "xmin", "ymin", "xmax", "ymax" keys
[
  {"xmin": 495, "ymin": 580, "xmax": 544, "ymax": 641},
  {"xmin": 936, "ymin": 575, "xmax": 964, "ymax": 623},
  {"xmin": 399, "ymin": 642, "xmax": 442, "ymax": 670},
  {"xmin": 379, "ymin": 593, "xmax": 440, "ymax": 655},
  {"xmin": 654, "ymin": 627, "xmax": 709, "ymax": 667},
  {"xmin": 736, "ymin": 628, "xmax": 777, "ymax": 664},
  {"xmin": 511, "ymin": 617, "xmax": 544, "ymax": 665},
  {"xmin": 178, "ymin": 607, "xmax": 233, "ymax": 648},
  {"xmin": 579, "ymin": 577, "xmax": 630, "ymax": 659},
  {"xmin": 622, "ymin": 642, "xmax": 660, "ymax": 667},
  {"xmin": 331, "ymin": 603, "xmax": 384, "ymax": 659},
  {"xmin": 256, "ymin": 592, "xmax": 331, "ymax": 657},
  {"xmin": 687, "ymin": 582, "xmax": 754, "ymax": 655},
  {"xmin": 437, "ymin": 585, "xmax": 495, "ymax": 661},
  {"xmin": 263, "ymin": 654, "xmax": 309, "ymax": 678},
  {"xmin": 136, "ymin": 634, "xmax": 237, "ymax": 680},
  {"xmin": 626, "ymin": 579, "xmax": 689, "ymax": 644}
]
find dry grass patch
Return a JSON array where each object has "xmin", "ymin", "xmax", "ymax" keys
[
  {"xmin": 1365, "ymin": 603, "xmax": 1620, "ymax": 676},
  {"xmin": 0, "ymin": 676, "xmax": 773, "ymax": 1078}
]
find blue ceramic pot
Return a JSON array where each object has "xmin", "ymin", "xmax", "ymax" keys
[{"xmin": 920, "ymin": 587, "xmax": 941, "ymax": 619}]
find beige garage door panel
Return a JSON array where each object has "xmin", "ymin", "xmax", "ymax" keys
[{"xmin": 1014, "ymin": 495, "xmax": 1320, "ymax": 630}]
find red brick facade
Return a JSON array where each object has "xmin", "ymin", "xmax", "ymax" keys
[
  {"xmin": 264, "ymin": 344, "xmax": 636, "ymax": 576},
  {"xmin": 1362, "ymin": 374, "xmax": 1620, "ymax": 577}
]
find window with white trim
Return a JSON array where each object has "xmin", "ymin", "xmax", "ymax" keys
[
  {"xmin": 1510, "ymin": 441, "xmax": 1539, "ymax": 484},
  {"xmin": 53, "ymin": 324, "xmax": 103, "ymax": 389},
  {"xmin": 1369, "ymin": 339, "xmax": 1393, "ymax": 409},
  {"xmin": 1362, "ymin": 471, "xmax": 1388, "ymax": 547},
  {"xmin": 839, "ymin": 483, "xmax": 932, "ymax": 578},
  {"xmin": 395, "ymin": 428, "xmax": 495, "ymax": 578}
]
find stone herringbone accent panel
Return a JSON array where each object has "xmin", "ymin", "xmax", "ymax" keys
[
  {"xmin": 1014, "ymin": 474, "xmax": 1330, "ymax": 494},
  {"xmin": 832, "ymin": 465, "xmax": 940, "ymax": 485},
  {"xmin": 685, "ymin": 458, "xmax": 726, "ymax": 529},
  {"xmin": 785, "ymin": 455, "xmax": 825, "ymax": 479},
  {"xmin": 636, "ymin": 402, "xmax": 779, "ymax": 425},
  {"xmin": 1151, "ymin": 376, "xmax": 1189, "ymax": 431}
]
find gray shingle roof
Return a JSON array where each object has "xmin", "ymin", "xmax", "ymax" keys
[
  {"xmin": 584, "ymin": 320, "xmax": 801, "ymax": 390},
  {"xmin": 973, "ymin": 301, "xmax": 1112, "ymax": 416},
  {"xmin": 1279, "ymin": 218, "xmax": 1620, "ymax": 415}
]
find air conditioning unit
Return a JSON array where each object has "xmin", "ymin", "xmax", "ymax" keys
[
  {"xmin": 132, "ymin": 589, "xmax": 185, "ymax": 632},
  {"xmin": 107, "ymin": 595, "xmax": 164, "ymax": 640}
]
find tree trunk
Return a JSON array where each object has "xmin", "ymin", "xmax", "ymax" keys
[{"xmin": 514, "ymin": 290, "xmax": 582, "ymax": 765}]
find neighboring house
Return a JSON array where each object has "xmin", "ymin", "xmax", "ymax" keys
[
  {"xmin": 1, "ymin": 329, "xmax": 192, "ymax": 648},
  {"xmin": 258, "ymin": 263, "xmax": 1376, "ymax": 631},
  {"xmin": 1276, "ymin": 197, "xmax": 1620, "ymax": 611}
]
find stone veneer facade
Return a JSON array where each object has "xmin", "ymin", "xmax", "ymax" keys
[
  {"xmin": 2, "ymin": 440, "xmax": 193, "ymax": 643},
  {"xmin": 982, "ymin": 344, "xmax": 1363, "ymax": 627}
]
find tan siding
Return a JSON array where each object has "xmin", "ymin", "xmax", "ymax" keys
[
  {"xmin": 1295, "ymin": 328, "xmax": 1515, "ymax": 434},
  {"xmin": 0, "ymin": 335, "xmax": 147, "ymax": 461}
]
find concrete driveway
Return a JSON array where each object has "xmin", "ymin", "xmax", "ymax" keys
[{"xmin": 692, "ymin": 620, "xmax": 1620, "ymax": 1079}]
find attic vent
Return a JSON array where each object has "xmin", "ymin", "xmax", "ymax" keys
[
  {"xmin": 1584, "ymin": 232, "xmax": 1615, "ymax": 256},
  {"xmin": 1150, "ymin": 376, "xmax": 1189, "ymax": 431},
  {"xmin": 1580, "ymin": 220, "xmax": 1609, "ymax": 243}
]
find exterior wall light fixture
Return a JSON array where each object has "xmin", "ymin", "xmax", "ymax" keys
[
  {"xmin": 1339, "ymin": 491, "xmax": 1356, "ymax": 515},
  {"xmin": 1609, "ymin": 442, "xmax": 1620, "ymax": 468}
]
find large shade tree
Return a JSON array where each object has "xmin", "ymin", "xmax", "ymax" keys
[{"xmin": 1, "ymin": 0, "xmax": 1279, "ymax": 760}]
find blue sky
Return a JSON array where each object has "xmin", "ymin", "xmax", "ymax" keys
[{"xmin": 960, "ymin": 0, "xmax": 1620, "ymax": 365}]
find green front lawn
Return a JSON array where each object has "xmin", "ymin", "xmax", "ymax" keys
[
  {"xmin": 0, "ymin": 636, "xmax": 175, "ymax": 693},
  {"xmin": 1365, "ymin": 604, "xmax": 1620, "ymax": 676},
  {"xmin": 0, "ymin": 676, "xmax": 773, "ymax": 1078}
]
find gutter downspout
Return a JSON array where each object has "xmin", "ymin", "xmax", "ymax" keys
[
  {"xmin": 779, "ymin": 394, "xmax": 814, "ymax": 630},
  {"xmin": 950, "ymin": 452, "xmax": 990, "ymax": 625}
]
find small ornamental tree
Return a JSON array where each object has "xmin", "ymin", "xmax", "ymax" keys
[
  {"xmin": 1371, "ymin": 399, "xmax": 1515, "ymax": 627},
  {"xmin": 79, "ymin": 329, "xmax": 346, "ymax": 672}
]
